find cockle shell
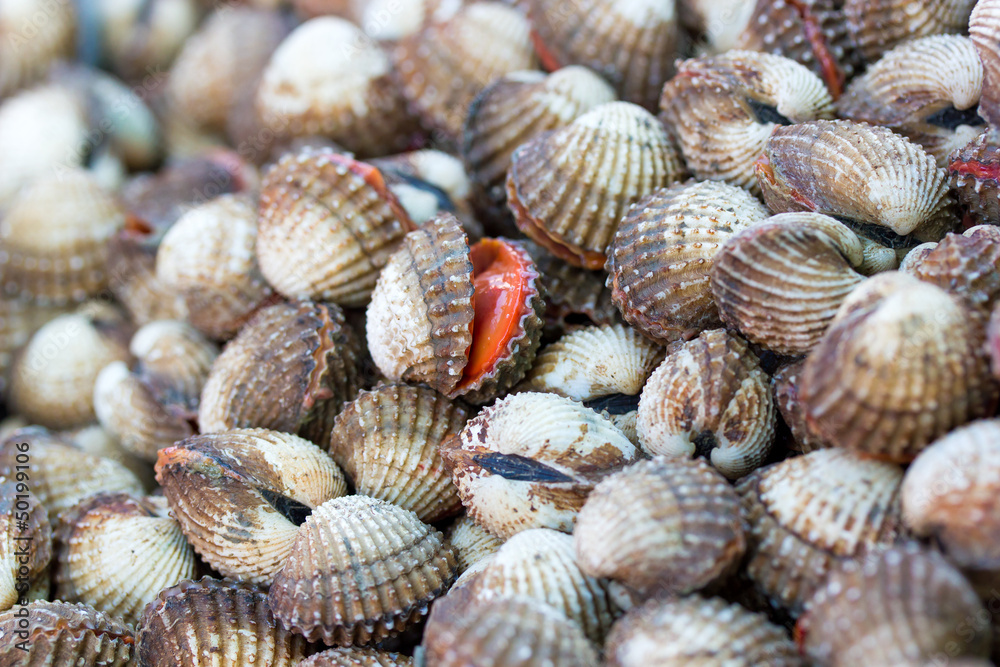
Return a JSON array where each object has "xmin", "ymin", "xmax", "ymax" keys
[
  {"xmin": 948, "ymin": 130, "xmax": 1000, "ymax": 224},
  {"xmin": 137, "ymin": 577, "xmax": 312, "ymax": 667},
  {"xmin": 637, "ymin": 329, "xmax": 776, "ymax": 480},
  {"xmin": 660, "ymin": 50, "xmax": 834, "ymax": 192},
  {"xmin": 130, "ymin": 319, "xmax": 219, "ymax": 418},
  {"xmin": 574, "ymin": 457, "xmax": 745, "ymax": 599},
  {"xmin": 155, "ymin": 428, "xmax": 347, "ymax": 584},
  {"xmin": 771, "ymin": 360, "xmax": 831, "ymax": 453},
  {"xmin": 523, "ymin": 0, "xmax": 679, "ymax": 110},
  {"xmin": 55, "ymin": 493, "xmax": 198, "ymax": 626},
  {"xmin": 156, "ymin": 193, "xmax": 275, "ymax": 340},
  {"xmin": 391, "ymin": 1, "xmax": 538, "ymax": 146},
  {"xmin": 709, "ymin": 213, "xmax": 865, "ymax": 356},
  {"xmin": 106, "ymin": 227, "xmax": 190, "ymax": 326},
  {"xmin": 328, "ymin": 383, "xmax": 469, "ymax": 523},
  {"xmin": 423, "ymin": 595, "xmax": 600, "ymax": 667},
  {"xmin": 300, "ymin": 648, "xmax": 414, "ymax": 667},
  {"xmin": 507, "ymin": 101, "xmax": 686, "ymax": 270},
  {"xmin": 798, "ymin": 543, "xmax": 991, "ymax": 666},
  {"xmin": 0, "ymin": 297, "xmax": 72, "ymax": 394},
  {"xmin": 605, "ymin": 596, "xmax": 802, "ymax": 667},
  {"xmin": 607, "ymin": 179, "xmax": 770, "ymax": 343},
  {"xmin": 837, "ymin": 35, "xmax": 985, "ymax": 166},
  {"xmin": 736, "ymin": 448, "xmax": 905, "ymax": 616},
  {"xmin": 65, "ymin": 423, "xmax": 156, "ymax": 492},
  {"xmin": 0, "ymin": 0, "xmax": 75, "ymax": 98},
  {"xmin": 899, "ymin": 226, "xmax": 1000, "ymax": 317},
  {"xmin": 87, "ymin": 0, "xmax": 199, "ymax": 82},
  {"xmin": 0, "ymin": 479, "xmax": 51, "ymax": 612},
  {"xmin": 446, "ymin": 514, "xmax": 504, "ymax": 575},
  {"xmin": 198, "ymin": 301, "xmax": 363, "ymax": 444},
  {"xmin": 256, "ymin": 148, "xmax": 415, "ymax": 307},
  {"xmin": 991, "ymin": 302, "xmax": 1000, "ymax": 379},
  {"xmin": 369, "ymin": 149, "xmax": 477, "ymax": 233},
  {"xmin": 461, "ymin": 67, "xmax": 615, "ymax": 233},
  {"xmin": 441, "ymin": 391, "xmax": 638, "ymax": 538},
  {"xmin": 843, "ymin": 0, "xmax": 976, "ymax": 63},
  {"xmin": 0, "ymin": 601, "xmax": 135, "ymax": 667},
  {"xmin": 256, "ymin": 17, "xmax": 420, "ymax": 157},
  {"xmin": 677, "ymin": 0, "xmax": 756, "ymax": 54},
  {"xmin": 799, "ymin": 272, "xmax": 999, "ymax": 461},
  {"xmin": 267, "ymin": 494, "xmax": 457, "ymax": 646}
]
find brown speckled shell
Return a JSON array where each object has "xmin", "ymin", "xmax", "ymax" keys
[
  {"xmin": 607, "ymin": 180, "xmax": 770, "ymax": 343},
  {"xmin": 844, "ymin": 0, "xmax": 976, "ymax": 63},
  {"xmin": 267, "ymin": 494, "xmax": 457, "ymax": 646},
  {"xmin": 736, "ymin": 448, "xmax": 905, "ymax": 616},
  {"xmin": 900, "ymin": 226, "xmax": 1000, "ymax": 317},
  {"xmin": 299, "ymin": 648, "xmax": 414, "ymax": 667},
  {"xmin": 0, "ymin": 479, "xmax": 51, "ymax": 611},
  {"xmin": 948, "ymin": 129, "xmax": 1000, "ymax": 225},
  {"xmin": 771, "ymin": 360, "xmax": 831, "ymax": 453},
  {"xmin": 0, "ymin": 601, "xmax": 134, "ymax": 667}
]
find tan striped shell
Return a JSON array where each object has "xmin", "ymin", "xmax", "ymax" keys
[
  {"xmin": 0, "ymin": 479, "xmax": 51, "ymax": 612},
  {"xmin": 0, "ymin": 601, "xmax": 134, "ymax": 667},
  {"xmin": 844, "ymin": 0, "xmax": 976, "ymax": 63},
  {"xmin": 971, "ymin": 0, "xmax": 1000, "ymax": 127},
  {"xmin": 900, "ymin": 226, "xmax": 1000, "ymax": 317},
  {"xmin": 445, "ymin": 514, "xmax": 504, "ymax": 575},
  {"xmin": 300, "ymin": 648, "xmax": 414, "ymax": 667},
  {"xmin": 771, "ymin": 360, "xmax": 832, "ymax": 453}
]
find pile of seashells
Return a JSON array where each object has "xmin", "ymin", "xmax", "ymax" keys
[{"xmin": 2, "ymin": 0, "xmax": 1000, "ymax": 665}]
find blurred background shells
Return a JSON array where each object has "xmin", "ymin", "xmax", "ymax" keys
[
  {"xmin": 637, "ymin": 329, "xmax": 776, "ymax": 480},
  {"xmin": 0, "ymin": 298, "xmax": 73, "ymax": 395},
  {"xmin": 0, "ymin": 479, "xmax": 51, "ymax": 612},
  {"xmin": 445, "ymin": 514, "xmax": 504, "ymax": 575},
  {"xmin": 0, "ymin": 0, "xmax": 76, "ymax": 98},
  {"xmin": 129, "ymin": 318, "xmax": 218, "ymax": 416},
  {"xmin": 607, "ymin": 179, "xmax": 769, "ymax": 343},
  {"xmin": 442, "ymin": 391, "xmax": 638, "ymax": 538},
  {"xmin": 0, "ymin": 600, "xmax": 135, "ymax": 667},
  {"xmin": 137, "ymin": 577, "xmax": 312, "ymax": 667},
  {"xmin": 267, "ymin": 494, "xmax": 457, "ymax": 646},
  {"xmin": 507, "ymin": 101, "xmax": 685, "ymax": 270}
]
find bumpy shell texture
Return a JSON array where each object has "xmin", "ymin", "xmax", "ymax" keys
[
  {"xmin": 445, "ymin": 514, "xmax": 504, "ymax": 575},
  {"xmin": 0, "ymin": 480, "xmax": 51, "ymax": 612},
  {"xmin": 0, "ymin": 600, "xmax": 135, "ymax": 667}
]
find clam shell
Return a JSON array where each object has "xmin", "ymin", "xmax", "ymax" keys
[
  {"xmin": 441, "ymin": 392, "xmax": 639, "ymax": 538},
  {"xmin": 256, "ymin": 148, "xmax": 415, "ymax": 307},
  {"xmin": 709, "ymin": 213, "xmax": 865, "ymax": 356},
  {"xmin": 328, "ymin": 383, "xmax": 468, "ymax": 523},
  {"xmin": 156, "ymin": 193, "xmax": 275, "ymax": 340},
  {"xmin": 267, "ymin": 494, "xmax": 457, "ymax": 646},
  {"xmin": 155, "ymin": 428, "xmax": 346, "ymax": 585},
  {"xmin": 0, "ymin": 0, "xmax": 75, "ymax": 98},
  {"xmin": 198, "ymin": 301, "xmax": 363, "ymax": 444},
  {"xmin": 574, "ymin": 457, "xmax": 745, "ymax": 598},
  {"xmin": 844, "ymin": 0, "xmax": 976, "ymax": 63},
  {"xmin": 368, "ymin": 149, "xmax": 477, "ymax": 233},
  {"xmin": 799, "ymin": 272, "xmax": 999, "ymax": 461},
  {"xmin": 106, "ymin": 228, "xmax": 190, "ymax": 326},
  {"xmin": 55, "ymin": 493, "xmax": 197, "ymax": 626},
  {"xmin": 64, "ymin": 423, "xmax": 156, "ymax": 492},
  {"xmin": 0, "ymin": 168, "xmax": 123, "ymax": 305},
  {"xmin": 771, "ymin": 360, "xmax": 831, "ymax": 453},
  {"xmin": 837, "ymin": 35, "xmax": 985, "ymax": 166},
  {"xmin": 0, "ymin": 601, "xmax": 134, "ymax": 667},
  {"xmin": 677, "ymin": 0, "xmax": 756, "ymax": 54},
  {"xmin": 300, "ymin": 648, "xmax": 414, "ymax": 666},
  {"xmin": 523, "ymin": 0, "xmax": 679, "ymax": 110},
  {"xmin": 0, "ymin": 297, "xmax": 72, "ymax": 395},
  {"xmin": 0, "ymin": 479, "xmax": 51, "ymax": 612},
  {"xmin": 971, "ymin": 0, "xmax": 1000, "ymax": 128},
  {"xmin": 607, "ymin": 179, "xmax": 770, "ymax": 343},
  {"xmin": 464, "ymin": 527, "xmax": 618, "ymax": 643},
  {"xmin": 507, "ymin": 101, "xmax": 685, "ymax": 269},
  {"xmin": 445, "ymin": 514, "xmax": 504, "ymax": 575},
  {"xmin": 423, "ymin": 595, "xmax": 600, "ymax": 667},
  {"xmin": 798, "ymin": 543, "xmax": 991, "ymax": 666},
  {"xmin": 900, "ymin": 226, "xmax": 1000, "ymax": 317},
  {"xmin": 130, "ymin": 319, "xmax": 219, "ymax": 418},
  {"xmin": 637, "ymin": 329, "xmax": 775, "ymax": 480},
  {"xmin": 461, "ymin": 67, "xmax": 615, "ymax": 234},
  {"xmin": 736, "ymin": 448, "xmax": 905, "ymax": 616},
  {"xmin": 660, "ymin": 51, "xmax": 834, "ymax": 192},
  {"xmin": 391, "ymin": 1, "xmax": 538, "ymax": 146},
  {"xmin": 948, "ymin": 129, "xmax": 1000, "ymax": 225},
  {"xmin": 137, "ymin": 577, "xmax": 312, "ymax": 667},
  {"xmin": 605, "ymin": 595, "xmax": 802, "ymax": 667}
]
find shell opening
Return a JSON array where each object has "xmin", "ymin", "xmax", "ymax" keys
[
  {"xmin": 925, "ymin": 105, "xmax": 986, "ymax": 130},
  {"xmin": 745, "ymin": 98, "xmax": 793, "ymax": 126},
  {"xmin": 582, "ymin": 393, "xmax": 641, "ymax": 415},
  {"xmin": 831, "ymin": 215, "xmax": 921, "ymax": 250},
  {"xmin": 259, "ymin": 488, "xmax": 312, "ymax": 526},
  {"xmin": 692, "ymin": 430, "xmax": 718, "ymax": 459}
]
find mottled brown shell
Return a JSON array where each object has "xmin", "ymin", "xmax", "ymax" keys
[
  {"xmin": 710, "ymin": 213, "xmax": 865, "ymax": 355},
  {"xmin": 607, "ymin": 180, "xmax": 770, "ymax": 343},
  {"xmin": 328, "ymin": 383, "xmax": 468, "ymax": 523},
  {"xmin": 0, "ymin": 479, "xmax": 51, "ymax": 612},
  {"xmin": 637, "ymin": 329, "xmax": 775, "ymax": 480},
  {"xmin": 900, "ymin": 226, "xmax": 1000, "ymax": 317},
  {"xmin": 198, "ymin": 301, "xmax": 363, "ymax": 444},
  {"xmin": 606, "ymin": 596, "xmax": 802, "ymax": 667},
  {"xmin": 300, "ymin": 648, "xmax": 414, "ymax": 667},
  {"xmin": 130, "ymin": 319, "xmax": 219, "ymax": 418},
  {"xmin": 844, "ymin": 0, "xmax": 976, "ymax": 63},
  {"xmin": 0, "ymin": 601, "xmax": 134, "ymax": 667},
  {"xmin": 106, "ymin": 225, "xmax": 190, "ymax": 327},
  {"xmin": 267, "ymin": 494, "xmax": 457, "ymax": 646},
  {"xmin": 445, "ymin": 514, "xmax": 504, "ymax": 575},
  {"xmin": 736, "ymin": 448, "xmax": 905, "ymax": 616},
  {"xmin": 948, "ymin": 129, "xmax": 1000, "ymax": 225},
  {"xmin": 137, "ymin": 577, "xmax": 312, "ymax": 667},
  {"xmin": 507, "ymin": 101, "xmax": 686, "ymax": 269},
  {"xmin": 771, "ymin": 360, "xmax": 831, "ymax": 453}
]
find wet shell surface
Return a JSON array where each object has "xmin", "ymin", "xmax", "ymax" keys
[
  {"xmin": 445, "ymin": 514, "xmax": 504, "ymax": 575},
  {"xmin": 736, "ymin": 448, "xmax": 905, "ymax": 616},
  {"xmin": 900, "ymin": 226, "xmax": 1000, "ymax": 317},
  {"xmin": 463, "ymin": 527, "xmax": 618, "ymax": 643},
  {"xmin": 328, "ymin": 383, "xmax": 469, "ymax": 523},
  {"xmin": 574, "ymin": 457, "xmax": 746, "ymax": 598},
  {"xmin": 0, "ymin": 479, "xmax": 51, "ymax": 612},
  {"xmin": 605, "ymin": 595, "xmax": 802, "ymax": 667},
  {"xmin": 256, "ymin": 148, "xmax": 415, "ymax": 307},
  {"xmin": 524, "ymin": 0, "xmax": 679, "ymax": 110},
  {"xmin": 637, "ymin": 329, "xmax": 776, "ymax": 480},
  {"xmin": 0, "ymin": 600, "xmax": 135, "ymax": 667},
  {"xmin": 267, "ymin": 494, "xmax": 458, "ymax": 646},
  {"xmin": 798, "ymin": 543, "xmax": 991, "ymax": 666},
  {"xmin": 137, "ymin": 577, "xmax": 312, "ymax": 667},
  {"xmin": 55, "ymin": 493, "xmax": 198, "ymax": 626},
  {"xmin": 198, "ymin": 301, "xmax": 363, "ymax": 444},
  {"xmin": 507, "ymin": 101, "xmax": 685, "ymax": 269},
  {"xmin": 155, "ymin": 428, "xmax": 347, "ymax": 584},
  {"xmin": 155, "ymin": 193, "xmax": 275, "ymax": 340},
  {"xmin": 837, "ymin": 35, "xmax": 985, "ymax": 166},
  {"xmin": 461, "ymin": 66, "xmax": 616, "ymax": 233},
  {"xmin": 799, "ymin": 272, "xmax": 999, "ymax": 461},
  {"xmin": 441, "ymin": 391, "xmax": 638, "ymax": 538},
  {"xmin": 709, "ymin": 213, "xmax": 865, "ymax": 356},
  {"xmin": 660, "ymin": 50, "xmax": 834, "ymax": 192},
  {"xmin": 607, "ymin": 179, "xmax": 770, "ymax": 343},
  {"xmin": 300, "ymin": 648, "xmax": 414, "ymax": 667},
  {"xmin": 423, "ymin": 595, "xmax": 600, "ymax": 667}
]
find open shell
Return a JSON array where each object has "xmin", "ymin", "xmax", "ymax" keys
[
  {"xmin": 267, "ymin": 494, "xmax": 457, "ymax": 646},
  {"xmin": 0, "ymin": 601, "xmax": 134, "ymax": 667},
  {"xmin": 0, "ymin": 479, "xmax": 51, "ymax": 612}
]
